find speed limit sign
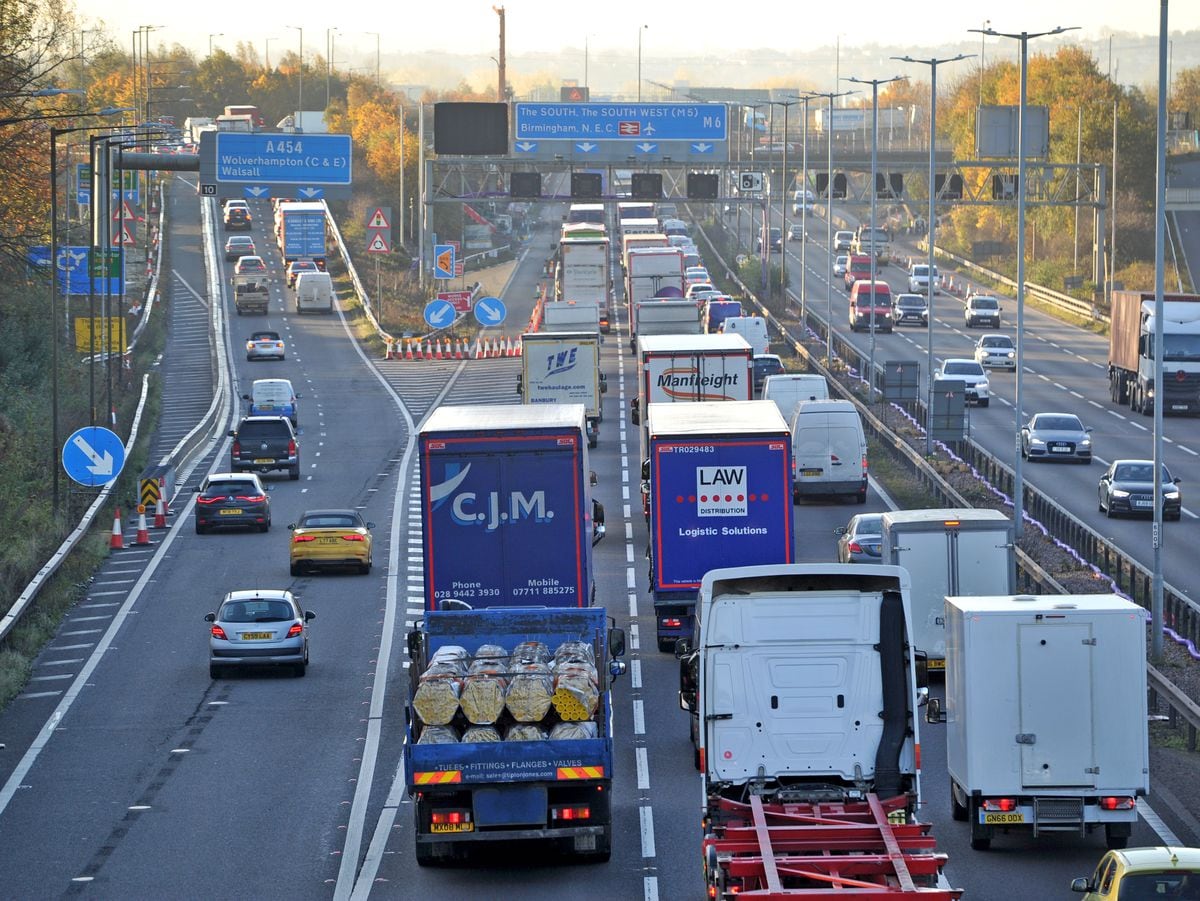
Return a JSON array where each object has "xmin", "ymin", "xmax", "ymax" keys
[{"xmin": 739, "ymin": 172, "xmax": 764, "ymax": 193}]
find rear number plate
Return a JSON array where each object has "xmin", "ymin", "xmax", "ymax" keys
[
  {"xmin": 219, "ymin": 508, "xmax": 244, "ymax": 515},
  {"xmin": 800, "ymin": 469, "xmax": 823, "ymax": 477},
  {"xmin": 927, "ymin": 658, "xmax": 946, "ymax": 670},
  {"xmin": 241, "ymin": 632, "xmax": 271, "ymax": 640},
  {"xmin": 983, "ymin": 812, "xmax": 1025, "ymax": 825},
  {"xmin": 430, "ymin": 822, "xmax": 474, "ymax": 834},
  {"xmin": 318, "ymin": 537, "xmax": 339, "ymax": 544},
  {"xmin": 253, "ymin": 458, "xmax": 274, "ymax": 464}
]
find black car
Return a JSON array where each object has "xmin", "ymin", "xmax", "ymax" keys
[
  {"xmin": 756, "ymin": 227, "xmax": 783, "ymax": 253},
  {"xmin": 229, "ymin": 416, "xmax": 300, "ymax": 480},
  {"xmin": 892, "ymin": 293, "xmax": 929, "ymax": 326},
  {"xmin": 193, "ymin": 473, "xmax": 271, "ymax": 534},
  {"xmin": 223, "ymin": 206, "xmax": 251, "ymax": 231},
  {"xmin": 1098, "ymin": 459, "xmax": 1182, "ymax": 520},
  {"xmin": 752, "ymin": 354, "xmax": 785, "ymax": 394}
]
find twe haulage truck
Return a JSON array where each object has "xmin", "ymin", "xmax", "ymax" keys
[
  {"xmin": 518, "ymin": 331, "xmax": 606, "ymax": 447},
  {"xmin": 1107, "ymin": 290, "xmax": 1200, "ymax": 415},
  {"xmin": 678, "ymin": 564, "xmax": 960, "ymax": 899},
  {"xmin": 404, "ymin": 606, "xmax": 626, "ymax": 865},
  {"xmin": 419, "ymin": 404, "xmax": 605, "ymax": 610},
  {"xmin": 879, "ymin": 508, "xmax": 1013, "ymax": 670},
  {"xmin": 645, "ymin": 401, "xmax": 794, "ymax": 651},
  {"xmin": 931, "ymin": 593, "xmax": 1148, "ymax": 852}
]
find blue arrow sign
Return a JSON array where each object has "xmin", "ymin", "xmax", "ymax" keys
[
  {"xmin": 298, "ymin": 187, "xmax": 325, "ymax": 199},
  {"xmin": 691, "ymin": 142, "xmax": 715, "ymax": 154},
  {"xmin": 423, "ymin": 298, "xmax": 456, "ymax": 329},
  {"xmin": 514, "ymin": 102, "xmax": 728, "ymax": 142},
  {"xmin": 635, "ymin": 142, "xmax": 658, "ymax": 154},
  {"xmin": 62, "ymin": 426, "xmax": 126, "ymax": 487},
  {"xmin": 473, "ymin": 296, "xmax": 507, "ymax": 327},
  {"xmin": 214, "ymin": 133, "xmax": 352, "ymax": 186},
  {"xmin": 514, "ymin": 141, "xmax": 538, "ymax": 153},
  {"xmin": 244, "ymin": 186, "xmax": 270, "ymax": 199},
  {"xmin": 575, "ymin": 142, "xmax": 598, "ymax": 154}
]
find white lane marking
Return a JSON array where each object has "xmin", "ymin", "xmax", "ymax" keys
[
  {"xmin": 37, "ymin": 659, "xmax": 84, "ymax": 667},
  {"xmin": 1131, "ymin": 422, "xmax": 1148, "ymax": 431},
  {"xmin": 1108, "ymin": 410, "xmax": 1126, "ymax": 420},
  {"xmin": 48, "ymin": 644, "xmax": 93, "ymax": 651},
  {"xmin": 1088, "ymin": 400, "xmax": 1104, "ymax": 408},
  {"xmin": 626, "ymin": 543, "xmax": 634, "ymax": 563},
  {"xmin": 629, "ymin": 623, "xmax": 640, "ymax": 651},
  {"xmin": 636, "ymin": 747, "xmax": 650, "ymax": 790},
  {"xmin": 1140, "ymin": 798, "xmax": 1181, "ymax": 845},
  {"xmin": 29, "ymin": 674, "xmax": 74, "ymax": 682},
  {"xmin": 1181, "ymin": 446, "xmax": 1198, "ymax": 456},
  {"xmin": 629, "ymin": 592, "xmax": 639, "ymax": 617},
  {"xmin": 1070, "ymin": 391, "xmax": 1084, "ymax": 398},
  {"xmin": 639, "ymin": 806, "xmax": 657, "ymax": 858},
  {"xmin": 18, "ymin": 691, "xmax": 63, "ymax": 700},
  {"xmin": 633, "ymin": 700, "xmax": 645, "ymax": 735},
  {"xmin": 627, "ymin": 568, "xmax": 636, "ymax": 589},
  {"xmin": 631, "ymin": 658, "xmax": 642, "ymax": 690}
]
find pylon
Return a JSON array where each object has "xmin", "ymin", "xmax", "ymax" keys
[
  {"xmin": 413, "ymin": 341, "xmax": 423, "ymax": 360},
  {"xmin": 515, "ymin": 336, "xmax": 523, "ymax": 357},
  {"xmin": 405, "ymin": 340, "xmax": 415, "ymax": 360},
  {"xmin": 109, "ymin": 508, "xmax": 124, "ymax": 550},
  {"xmin": 506, "ymin": 336, "xmax": 515, "ymax": 357},
  {"xmin": 454, "ymin": 339, "xmax": 464, "ymax": 359},
  {"xmin": 433, "ymin": 340, "xmax": 443, "ymax": 360},
  {"xmin": 425, "ymin": 341, "xmax": 433, "ymax": 360},
  {"xmin": 474, "ymin": 338, "xmax": 483, "ymax": 359},
  {"xmin": 135, "ymin": 506, "xmax": 152, "ymax": 545},
  {"xmin": 384, "ymin": 338, "xmax": 394, "ymax": 360},
  {"xmin": 483, "ymin": 337, "xmax": 494, "ymax": 358},
  {"xmin": 154, "ymin": 496, "xmax": 167, "ymax": 528}
]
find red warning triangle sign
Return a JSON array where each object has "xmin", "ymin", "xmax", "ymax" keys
[
  {"xmin": 366, "ymin": 231, "xmax": 390, "ymax": 253},
  {"xmin": 367, "ymin": 207, "xmax": 391, "ymax": 229},
  {"xmin": 111, "ymin": 200, "xmax": 140, "ymax": 221},
  {"xmin": 109, "ymin": 222, "xmax": 136, "ymax": 246}
]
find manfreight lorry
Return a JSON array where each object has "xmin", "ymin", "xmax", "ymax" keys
[
  {"xmin": 518, "ymin": 331, "xmax": 606, "ymax": 448},
  {"xmin": 557, "ymin": 236, "xmax": 612, "ymax": 333},
  {"xmin": 630, "ymin": 298, "xmax": 702, "ymax": 349},
  {"xmin": 1107, "ymin": 290, "xmax": 1200, "ymax": 415},
  {"xmin": 645, "ymin": 401, "xmax": 794, "ymax": 651},
  {"xmin": 879, "ymin": 508, "xmax": 1013, "ymax": 670},
  {"xmin": 541, "ymin": 300, "xmax": 601, "ymax": 338},
  {"xmin": 231, "ymin": 273, "xmax": 270, "ymax": 315},
  {"xmin": 624, "ymin": 246, "xmax": 684, "ymax": 324},
  {"xmin": 678, "ymin": 564, "xmax": 960, "ymax": 899},
  {"xmin": 274, "ymin": 201, "xmax": 327, "ymax": 268},
  {"xmin": 419, "ymin": 404, "xmax": 605, "ymax": 610},
  {"xmin": 404, "ymin": 606, "xmax": 625, "ymax": 865},
  {"xmin": 931, "ymin": 593, "xmax": 1148, "ymax": 852}
]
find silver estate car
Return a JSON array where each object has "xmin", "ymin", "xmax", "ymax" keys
[{"xmin": 206, "ymin": 589, "xmax": 314, "ymax": 678}]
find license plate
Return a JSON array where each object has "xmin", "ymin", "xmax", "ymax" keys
[
  {"xmin": 241, "ymin": 632, "xmax": 272, "ymax": 640},
  {"xmin": 219, "ymin": 508, "xmax": 244, "ymax": 515},
  {"xmin": 259, "ymin": 404, "xmax": 276, "ymax": 410},
  {"xmin": 1050, "ymin": 446, "xmax": 1069, "ymax": 453},
  {"xmin": 983, "ymin": 812, "xmax": 1025, "ymax": 825},
  {"xmin": 253, "ymin": 458, "xmax": 274, "ymax": 464},
  {"xmin": 800, "ymin": 469, "xmax": 823, "ymax": 477},
  {"xmin": 1134, "ymin": 499, "xmax": 1153, "ymax": 508},
  {"xmin": 927, "ymin": 658, "xmax": 946, "ymax": 670},
  {"xmin": 1172, "ymin": 404, "xmax": 1188, "ymax": 410},
  {"xmin": 318, "ymin": 537, "xmax": 339, "ymax": 544},
  {"xmin": 430, "ymin": 822, "xmax": 474, "ymax": 834}
]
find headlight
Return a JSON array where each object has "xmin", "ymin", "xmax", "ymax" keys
[
  {"xmin": 1030, "ymin": 438, "xmax": 1046, "ymax": 446},
  {"xmin": 1164, "ymin": 489, "xmax": 1180, "ymax": 499},
  {"xmin": 1006, "ymin": 351, "xmax": 1015, "ymax": 358},
  {"xmin": 1081, "ymin": 438, "xmax": 1091, "ymax": 446},
  {"xmin": 1111, "ymin": 489, "xmax": 1130, "ymax": 498}
]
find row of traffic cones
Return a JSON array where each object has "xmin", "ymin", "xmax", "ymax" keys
[
  {"xmin": 109, "ymin": 497, "xmax": 170, "ymax": 550},
  {"xmin": 393, "ymin": 336, "xmax": 522, "ymax": 361}
]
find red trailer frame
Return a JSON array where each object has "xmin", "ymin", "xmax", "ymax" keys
[{"xmin": 702, "ymin": 793, "xmax": 963, "ymax": 899}]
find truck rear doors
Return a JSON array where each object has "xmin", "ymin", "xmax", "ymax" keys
[{"xmin": 1018, "ymin": 622, "xmax": 1096, "ymax": 788}]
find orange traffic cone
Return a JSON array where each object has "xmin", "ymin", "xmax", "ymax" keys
[
  {"xmin": 384, "ymin": 338, "xmax": 394, "ymax": 360},
  {"xmin": 454, "ymin": 339, "xmax": 464, "ymax": 360},
  {"xmin": 474, "ymin": 339, "xmax": 483, "ymax": 359},
  {"xmin": 515, "ymin": 336, "xmax": 523, "ymax": 357},
  {"xmin": 507, "ymin": 336, "xmax": 516, "ymax": 357},
  {"xmin": 110, "ymin": 508, "xmax": 124, "ymax": 550},
  {"xmin": 135, "ymin": 506, "xmax": 152, "ymax": 545},
  {"xmin": 414, "ymin": 341, "xmax": 423, "ymax": 360},
  {"xmin": 154, "ymin": 496, "xmax": 167, "ymax": 528},
  {"xmin": 483, "ymin": 337, "xmax": 493, "ymax": 358},
  {"xmin": 433, "ymin": 340, "xmax": 443, "ymax": 360},
  {"xmin": 405, "ymin": 340, "xmax": 415, "ymax": 360}
]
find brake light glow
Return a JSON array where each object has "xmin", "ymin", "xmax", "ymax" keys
[
  {"xmin": 231, "ymin": 441, "xmax": 241, "ymax": 456},
  {"xmin": 1100, "ymin": 796, "xmax": 1134, "ymax": 810},
  {"xmin": 982, "ymin": 798, "xmax": 1017, "ymax": 812},
  {"xmin": 550, "ymin": 805, "xmax": 591, "ymax": 821},
  {"xmin": 341, "ymin": 534, "xmax": 365, "ymax": 542},
  {"xmin": 287, "ymin": 440, "xmax": 297, "ymax": 455},
  {"xmin": 286, "ymin": 623, "xmax": 303, "ymax": 638},
  {"xmin": 848, "ymin": 541, "xmax": 863, "ymax": 554},
  {"xmin": 293, "ymin": 535, "xmax": 317, "ymax": 543},
  {"xmin": 211, "ymin": 625, "xmax": 228, "ymax": 640},
  {"xmin": 235, "ymin": 495, "xmax": 265, "ymax": 503},
  {"xmin": 662, "ymin": 618, "xmax": 682, "ymax": 628},
  {"xmin": 196, "ymin": 496, "xmax": 223, "ymax": 506},
  {"xmin": 430, "ymin": 810, "xmax": 471, "ymax": 825}
]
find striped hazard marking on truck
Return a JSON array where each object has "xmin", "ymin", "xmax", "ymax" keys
[
  {"xmin": 556, "ymin": 765, "xmax": 604, "ymax": 780},
  {"xmin": 413, "ymin": 770, "xmax": 462, "ymax": 785}
]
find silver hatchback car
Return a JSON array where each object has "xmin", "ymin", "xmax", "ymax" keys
[{"xmin": 205, "ymin": 589, "xmax": 314, "ymax": 678}]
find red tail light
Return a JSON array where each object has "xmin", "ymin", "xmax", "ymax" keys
[
  {"xmin": 982, "ymin": 798, "xmax": 1017, "ymax": 812},
  {"xmin": 662, "ymin": 617, "xmax": 682, "ymax": 628},
  {"xmin": 848, "ymin": 541, "xmax": 863, "ymax": 554},
  {"xmin": 340, "ymin": 534, "xmax": 365, "ymax": 542},
  {"xmin": 232, "ymin": 441, "xmax": 241, "ymax": 456},
  {"xmin": 1100, "ymin": 796, "xmax": 1135, "ymax": 810},
  {"xmin": 286, "ymin": 623, "xmax": 303, "ymax": 638},
  {"xmin": 211, "ymin": 625, "xmax": 228, "ymax": 640},
  {"xmin": 196, "ymin": 495, "xmax": 223, "ymax": 506},
  {"xmin": 430, "ymin": 810, "xmax": 471, "ymax": 825},
  {"xmin": 862, "ymin": 454, "xmax": 868, "ymax": 472},
  {"xmin": 550, "ymin": 805, "xmax": 591, "ymax": 821},
  {"xmin": 287, "ymin": 440, "xmax": 297, "ymax": 455},
  {"xmin": 235, "ymin": 495, "xmax": 266, "ymax": 503},
  {"xmin": 293, "ymin": 534, "xmax": 317, "ymax": 543}
]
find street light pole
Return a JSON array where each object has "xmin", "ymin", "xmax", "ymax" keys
[
  {"xmin": 846, "ymin": 74, "xmax": 906, "ymax": 403},
  {"xmin": 974, "ymin": 24, "xmax": 1078, "ymax": 542},
  {"xmin": 326, "ymin": 27, "xmax": 338, "ymax": 108},
  {"xmin": 208, "ymin": 33, "xmax": 222, "ymax": 57},
  {"xmin": 286, "ymin": 25, "xmax": 304, "ymax": 115},
  {"xmin": 637, "ymin": 25, "xmax": 648, "ymax": 102},
  {"xmin": 1151, "ymin": 0, "xmax": 1169, "ymax": 663},
  {"xmin": 893, "ymin": 53, "xmax": 972, "ymax": 455},
  {"xmin": 363, "ymin": 32, "xmax": 380, "ymax": 85}
]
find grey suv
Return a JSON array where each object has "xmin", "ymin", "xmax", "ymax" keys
[{"xmin": 229, "ymin": 416, "xmax": 300, "ymax": 480}]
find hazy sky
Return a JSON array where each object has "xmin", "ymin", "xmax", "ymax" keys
[{"xmin": 85, "ymin": 0, "xmax": 1199, "ymax": 61}]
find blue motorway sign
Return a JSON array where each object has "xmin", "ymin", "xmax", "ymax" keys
[
  {"xmin": 212, "ymin": 133, "xmax": 352, "ymax": 185},
  {"xmin": 62, "ymin": 426, "xmax": 126, "ymax": 487},
  {"xmin": 423, "ymin": 298, "xmax": 456, "ymax": 329},
  {"xmin": 27, "ymin": 246, "xmax": 124, "ymax": 296},
  {"xmin": 514, "ymin": 103, "xmax": 728, "ymax": 142},
  {"xmin": 473, "ymin": 296, "xmax": 507, "ymax": 327},
  {"xmin": 76, "ymin": 163, "xmax": 91, "ymax": 205}
]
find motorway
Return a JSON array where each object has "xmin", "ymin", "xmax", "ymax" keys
[{"xmin": 0, "ymin": 178, "xmax": 1195, "ymax": 899}]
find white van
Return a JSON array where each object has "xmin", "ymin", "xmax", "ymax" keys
[
  {"xmin": 762, "ymin": 373, "xmax": 829, "ymax": 422},
  {"xmin": 790, "ymin": 399, "xmax": 867, "ymax": 504},
  {"xmin": 720, "ymin": 315, "xmax": 769, "ymax": 355},
  {"xmin": 294, "ymin": 271, "xmax": 334, "ymax": 314}
]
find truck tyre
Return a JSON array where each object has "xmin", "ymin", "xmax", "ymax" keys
[
  {"xmin": 290, "ymin": 562, "xmax": 302, "ymax": 577},
  {"xmin": 950, "ymin": 780, "xmax": 968, "ymax": 821},
  {"xmin": 855, "ymin": 490, "xmax": 867, "ymax": 505},
  {"xmin": 414, "ymin": 839, "xmax": 440, "ymax": 867},
  {"xmin": 969, "ymin": 798, "xmax": 992, "ymax": 850},
  {"xmin": 1105, "ymin": 825, "xmax": 1130, "ymax": 850},
  {"xmin": 289, "ymin": 466, "xmax": 300, "ymax": 481},
  {"xmin": 658, "ymin": 638, "xmax": 674, "ymax": 653}
]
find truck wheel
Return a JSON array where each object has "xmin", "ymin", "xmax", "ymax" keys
[
  {"xmin": 1105, "ymin": 826, "xmax": 1129, "ymax": 850},
  {"xmin": 855, "ymin": 490, "xmax": 867, "ymax": 504},
  {"xmin": 950, "ymin": 780, "xmax": 968, "ymax": 821},
  {"xmin": 414, "ymin": 839, "xmax": 440, "ymax": 867},
  {"xmin": 289, "ymin": 466, "xmax": 300, "ymax": 481},
  {"xmin": 657, "ymin": 638, "xmax": 674, "ymax": 653}
]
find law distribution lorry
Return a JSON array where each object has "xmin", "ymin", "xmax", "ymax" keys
[
  {"xmin": 646, "ymin": 401, "xmax": 794, "ymax": 651},
  {"xmin": 932, "ymin": 593, "xmax": 1148, "ymax": 852},
  {"xmin": 274, "ymin": 200, "xmax": 327, "ymax": 268},
  {"xmin": 419, "ymin": 404, "xmax": 605, "ymax": 610},
  {"xmin": 1107, "ymin": 290, "xmax": 1200, "ymax": 415},
  {"xmin": 557, "ymin": 236, "xmax": 612, "ymax": 333},
  {"xmin": 518, "ymin": 331, "xmax": 606, "ymax": 448},
  {"xmin": 404, "ymin": 606, "xmax": 626, "ymax": 864},
  {"xmin": 678, "ymin": 564, "xmax": 961, "ymax": 899},
  {"xmin": 879, "ymin": 508, "xmax": 1013, "ymax": 669}
]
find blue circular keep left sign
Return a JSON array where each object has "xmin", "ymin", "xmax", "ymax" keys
[{"xmin": 62, "ymin": 426, "xmax": 126, "ymax": 488}]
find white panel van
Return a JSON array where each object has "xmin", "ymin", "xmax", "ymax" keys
[
  {"xmin": 720, "ymin": 315, "xmax": 769, "ymax": 355},
  {"xmin": 295, "ymin": 271, "xmax": 334, "ymax": 314},
  {"xmin": 790, "ymin": 399, "xmax": 867, "ymax": 503},
  {"xmin": 762, "ymin": 374, "xmax": 829, "ymax": 423}
]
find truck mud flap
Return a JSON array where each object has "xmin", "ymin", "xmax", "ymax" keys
[{"xmin": 873, "ymin": 589, "xmax": 908, "ymax": 800}]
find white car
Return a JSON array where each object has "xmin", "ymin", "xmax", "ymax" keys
[
  {"xmin": 833, "ymin": 255, "xmax": 848, "ymax": 277},
  {"xmin": 685, "ymin": 282, "xmax": 716, "ymax": 300},
  {"xmin": 834, "ymin": 230, "xmax": 854, "ymax": 252},
  {"xmin": 937, "ymin": 358, "xmax": 990, "ymax": 407},
  {"xmin": 908, "ymin": 263, "xmax": 940, "ymax": 295},
  {"xmin": 973, "ymin": 333, "xmax": 1016, "ymax": 370}
]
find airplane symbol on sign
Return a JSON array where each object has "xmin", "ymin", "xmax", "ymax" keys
[{"xmin": 618, "ymin": 121, "xmax": 640, "ymax": 136}]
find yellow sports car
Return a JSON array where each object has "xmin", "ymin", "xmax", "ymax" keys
[{"xmin": 288, "ymin": 509, "xmax": 374, "ymax": 576}]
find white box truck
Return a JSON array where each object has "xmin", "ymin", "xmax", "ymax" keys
[
  {"xmin": 558, "ymin": 236, "xmax": 612, "ymax": 333},
  {"xmin": 880, "ymin": 508, "xmax": 1013, "ymax": 669},
  {"xmin": 933, "ymin": 593, "xmax": 1148, "ymax": 852},
  {"xmin": 630, "ymin": 299, "xmax": 702, "ymax": 350},
  {"xmin": 518, "ymin": 331, "xmax": 606, "ymax": 447},
  {"xmin": 541, "ymin": 300, "xmax": 601, "ymax": 338}
]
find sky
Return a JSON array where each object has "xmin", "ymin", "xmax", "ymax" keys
[{"xmin": 82, "ymin": 1, "xmax": 1200, "ymax": 77}]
